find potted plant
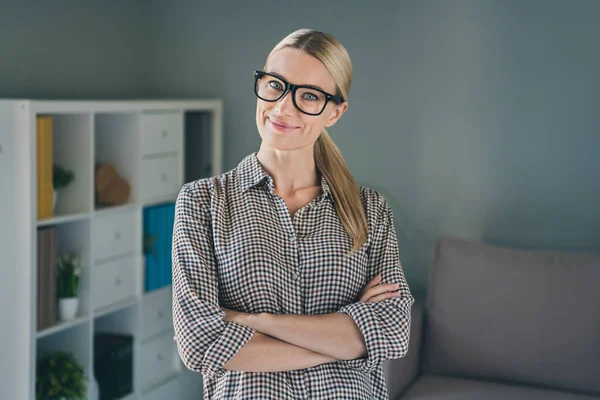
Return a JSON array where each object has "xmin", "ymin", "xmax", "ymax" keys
[
  {"xmin": 52, "ymin": 164, "xmax": 75, "ymax": 212},
  {"xmin": 36, "ymin": 349, "xmax": 87, "ymax": 400},
  {"xmin": 56, "ymin": 252, "xmax": 82, "ymax": 321}
]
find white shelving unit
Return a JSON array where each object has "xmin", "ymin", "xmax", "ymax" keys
[{"xmin": 0, "ymin": 99, "xmax": 223, "ymax": 400}]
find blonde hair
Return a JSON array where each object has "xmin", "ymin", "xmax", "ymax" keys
[{"xmin": 265, "ymin": 29, "xmax": 368, "ymax": 252}]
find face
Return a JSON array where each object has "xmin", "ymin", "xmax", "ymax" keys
[{"xmin": 255, "ymin": 47, "xmax": 348, "ymax": 152}]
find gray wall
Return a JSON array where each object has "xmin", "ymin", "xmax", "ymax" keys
[
  {"xmin": 1, "ymin": 0, "xmax": 598, "ymax": 297},
  {"xmin": 0, "ymin": 0, "xmax": 147, "ymax": 99},
  {"xmin": 146, "ymin": 0, "xmax": 600, "ymax": 296}
]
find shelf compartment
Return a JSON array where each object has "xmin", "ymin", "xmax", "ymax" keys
[
  {"xmin": 94, "ymin": 112, "xmax": 140, "ymax": 208},
  {"xmin": 36, "ymin": 113, "xmax": 93, "ymax": 221},
  {"xmin": 94, "ymin": 304, "xmax": 137, "ymax": 400},
  {"xmin": 141, "ymin": 111, "xmax": 183, "ymax": 157},
  {"xmin": 140, "ymin": 286, "xmax": 173, "ymax": 342},
  {"xmin": 137, "ymin": 331, "xmax": 179, "ymax": 393},
  {"xmin": 140, "ymin": 155, "xmax": 182, "ymax": 205},
  {"xmin": 36, "ymin": 319, "xmax": 93, "ymax": 399},
  {"xmin": 91, "ymin": 254, "xmax": 141, "ymax": 313},
  {"xmin": 36, "ymin": 219, "xmax": 92, "ymax": 333},
  {"xmin": 92, "ymin": 205, "xmax": 141, "ymax": 264}
]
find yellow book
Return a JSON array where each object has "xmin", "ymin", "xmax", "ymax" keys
[{"xmin": 36, "ymin": 116, "xmax": 53, "ymax": 220}]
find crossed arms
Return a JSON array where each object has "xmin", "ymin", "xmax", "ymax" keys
[{"xmin": 172, "ymin": 184, "xmax": 414, "ymax": 379}]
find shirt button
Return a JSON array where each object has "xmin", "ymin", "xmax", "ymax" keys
[{"xmin": 292, "ymin": 273, "xmax": 300, "ymax": 280}]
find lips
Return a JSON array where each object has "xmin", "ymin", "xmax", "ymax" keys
[{"xmin": 268, "ymin": 117, "xmax": 298, "ymax": 132}]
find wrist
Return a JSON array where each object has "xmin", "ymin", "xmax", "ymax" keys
[{"xmin": 245, "ymin": 312, "xmax": 270, "ymax": 333}]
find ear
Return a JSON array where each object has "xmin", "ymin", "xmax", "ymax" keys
[{"xmin": 324, "ymin": 101, "xmax": 348, "ymax": 128}]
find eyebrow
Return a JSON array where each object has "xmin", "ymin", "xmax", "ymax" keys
[{"xmin": 267, "ymin": 71, "xmax": 329, "ymax": 93}]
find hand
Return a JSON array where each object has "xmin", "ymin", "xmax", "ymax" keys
[{"xmin": 359, "ymin": 275, "xmax": 401, "ymax": 303}]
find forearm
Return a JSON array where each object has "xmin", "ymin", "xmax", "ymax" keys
[
  {"xmin": 224, "ymin": 331, "xmax": 338, "ymax": 372},
  {"xmin": 245, "ymin": 313, "xmax": 366, "ymax": 361}
]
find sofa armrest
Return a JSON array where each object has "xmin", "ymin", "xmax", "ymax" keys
[{"xmin": 384, "ymin": 298, "xmax": 424, "ymax": 400}]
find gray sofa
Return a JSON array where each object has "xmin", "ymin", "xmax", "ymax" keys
[{"xmin": 384, "ymin": 236, "xmax": 600, "ymax": 399}]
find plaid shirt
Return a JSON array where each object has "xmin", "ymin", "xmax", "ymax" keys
[{"xmin": 172, "ymin": 153, "xmax": 414, "ymax": 399}]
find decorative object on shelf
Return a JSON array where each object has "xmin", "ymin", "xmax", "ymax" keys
[
  {"xmin": 56, "ymin": 252, "xmax": 82, "ymax": 321},
  {"xmin": 94, "ymin": 162, "xmax": 130, "ymax": 208},
  {"xmin": 35, "ymin": 349, "xmax": 87, "ymax": 400},
  {"xmin": 52, "ymin": 164, "xmax": 75, "ymax": 213},
  {"xmin": 94, "ymin": 333, "xmax": 134, "ymax": 399}
]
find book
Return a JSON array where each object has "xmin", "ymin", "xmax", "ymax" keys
[{"xmin": 36, "ymin": 116, "xmax": 53, "ymax": 220}]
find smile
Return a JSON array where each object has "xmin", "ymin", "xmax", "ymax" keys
[{"xmin": 268, "ymin": 117, "xmax": 298, "ymax": 132}]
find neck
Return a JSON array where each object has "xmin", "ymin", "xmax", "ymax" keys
[{"xmin": 256, "ymin": 145, "xmax": 320, "ymax": 196}]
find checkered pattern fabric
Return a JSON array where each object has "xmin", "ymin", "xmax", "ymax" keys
[{"xmin": 172, "ymin": 153, "xmax": 414, "ymax": 399}]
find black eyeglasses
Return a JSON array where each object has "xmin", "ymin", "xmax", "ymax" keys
[{"xmin": 253, "ymin": 70, "xmax": 345, "ymax": 116}]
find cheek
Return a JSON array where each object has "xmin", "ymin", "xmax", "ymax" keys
[
  {"xmin": 256, "ymin": 101, "xmax": 276, "ymax": 121},
  {"xmin": 301, "ymin": 116, "xmax": 327, "ymax": 137}
]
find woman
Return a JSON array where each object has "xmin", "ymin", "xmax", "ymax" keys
[{"xmin": 172, "ymin": 29, "xmax": 414, "ymax": 399}]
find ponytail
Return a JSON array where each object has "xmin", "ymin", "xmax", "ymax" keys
[{"xmin": 315, "ymin": 129, "xmax": 368, "ymax": 253}]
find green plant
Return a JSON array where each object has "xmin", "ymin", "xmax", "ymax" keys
[
  {"xmin": 56, "ymin": 252, "xmax": 82, "ymax": 299},
  {"xmin": 53, "ymin": 164, "xmax": 75, "ymax": 190},
  {"xmin": 36, "ymin": 349, "xmax": 87, "ymax": 400}
]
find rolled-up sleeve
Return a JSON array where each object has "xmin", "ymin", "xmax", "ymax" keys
[
  {"xmin": 338, "ymin": 193, "xmax": 414, "ymax": 373},
  {"xmin": 172, "ymin": 182, "xmax": 255, "ymax": 379}
]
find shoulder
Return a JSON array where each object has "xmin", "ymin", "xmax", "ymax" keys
[
  {"xmin": 359, "ymin": 186, "xmax": 393, "ymax": 215},
  {"xmin": 176, "ymin": 164, "xmax": 243, "ymax": 211},
  {"xmin": 358, "ymin": 186, "xmax": 396, "ymax": 231}
]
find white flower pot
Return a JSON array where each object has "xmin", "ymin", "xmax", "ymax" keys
[{"xmin": 58, "ymin": 297, "xmax": 78, "ymax": 321}]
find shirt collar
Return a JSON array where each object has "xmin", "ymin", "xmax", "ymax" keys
[
  {"xmin": 238, "ymin": 152, "xmax": 271, "ymax": 192},
  {"xmin": 237, "ymin": 152, "xmax": 333, "ymax": 201}
]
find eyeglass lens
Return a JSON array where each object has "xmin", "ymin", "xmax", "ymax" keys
[{"xmin": 256, "ymin": 74, "xmax": 327, "ymax": 115}]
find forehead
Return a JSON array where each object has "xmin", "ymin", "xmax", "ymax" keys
[{"xmin": 265, "ymin": 47, "xmax": 337, "ymax": 93}]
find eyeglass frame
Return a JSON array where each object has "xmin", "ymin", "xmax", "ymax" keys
[{"xmin": 253, "ymin": 70, "xmax": 345, "ymax": 116}]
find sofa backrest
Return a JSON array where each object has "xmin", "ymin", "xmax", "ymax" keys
[{"xmin": 421, "ymin": 236, "xmax": 600, "ymax": 396}]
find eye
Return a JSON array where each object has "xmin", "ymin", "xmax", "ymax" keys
[
  {"xmin": 302, "ymin": 92, "xmax": 319, "ymax": 101},
  {"xmin": 268, "ymin": 80, "xmax": 283, "ymax": 91}
]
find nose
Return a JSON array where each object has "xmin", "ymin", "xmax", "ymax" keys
[{"xmin": 274, "ymin": 90, "xmax": 296, "ymax": 115}]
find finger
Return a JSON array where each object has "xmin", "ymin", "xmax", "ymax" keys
[
  {"xmin": 366, "ymin": 292, "xmax": 401, "ymax": 303},
  {"xmin": 363, "ymin": 275, "xmax": 382, "ymax": 291},
  {"xmin": 359, "ymin": 284, "xmax": 396, "ymax": 302},
  {"xmin": 362, "ymin": 282, "xmax": 399, "ymax": 299}
]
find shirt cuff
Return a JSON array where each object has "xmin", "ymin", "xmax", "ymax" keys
[
  {"xmin": 337, "ymin": 302, "xmax": 388, "ymax": 373},
  {"xmin": 202, "ymin": 321, "xmax": 256, "ymax": 379}
]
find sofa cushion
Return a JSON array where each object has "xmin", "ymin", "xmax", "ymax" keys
[
  {"xmin": 422, "ymin": 236, "xmax": 600, "ymax": 395},
  {"xmin": 401, "ymin": 375, "xmax": 600, "ymax": 400}
]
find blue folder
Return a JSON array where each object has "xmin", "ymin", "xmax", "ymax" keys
[{"xmin": 143, "ymin": 203, "xmax": 176, "ymax": 292}]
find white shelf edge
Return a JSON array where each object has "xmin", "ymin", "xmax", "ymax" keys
[
  {"xmin": 36, "ymin": 315, "xmax": 90, "ymax": 339},
  {"xmin": 36, "ymin": 211, "xmax": 90, "ymax": 227},
  {"xmin": 28, "ymin": 99, "xmax": 223, "ymax": 115},
  {"xmin": 92, "ymin": 295, "xmax": 140, "ymax": 319}
]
